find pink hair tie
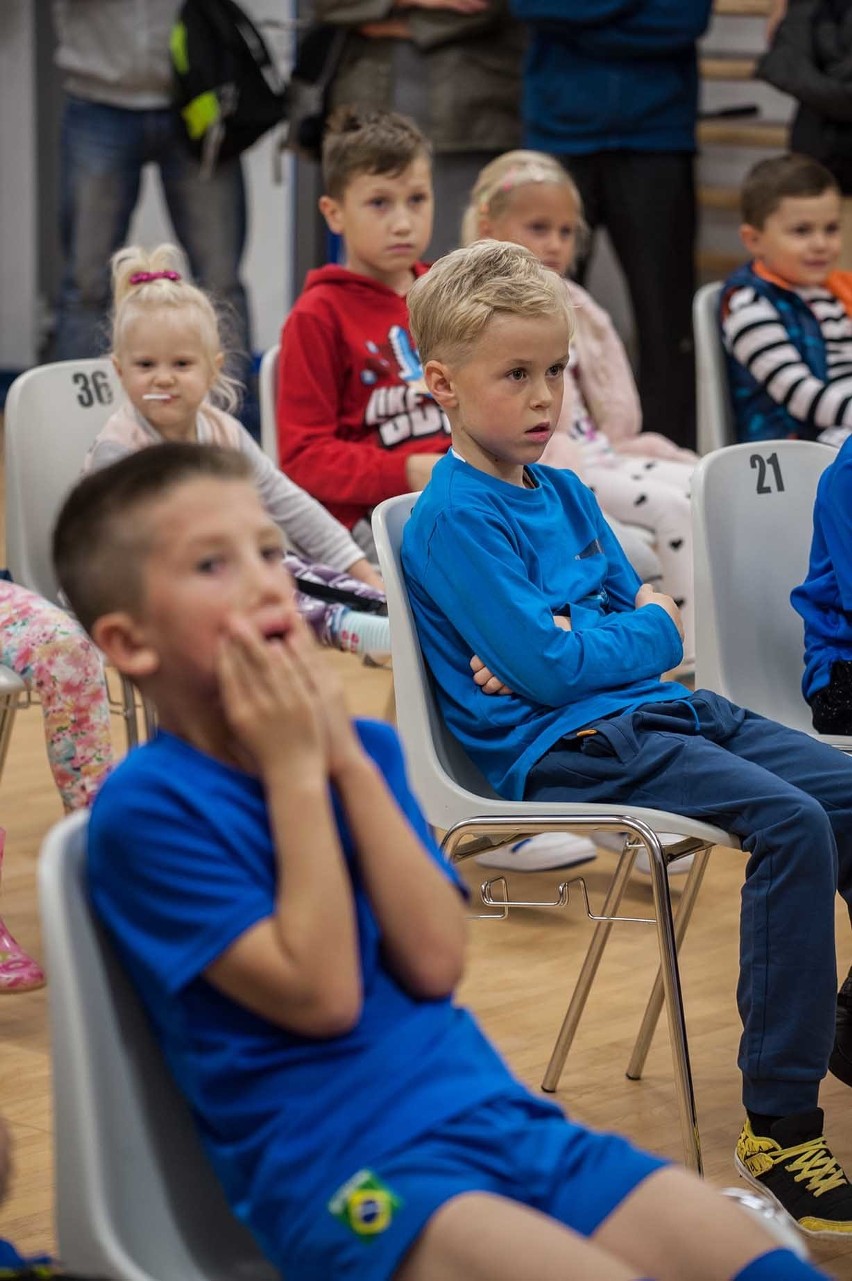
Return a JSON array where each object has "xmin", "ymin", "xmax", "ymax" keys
[{"xmin": 129, "ymin": 270, "xmax": 181, "ymax": 285}]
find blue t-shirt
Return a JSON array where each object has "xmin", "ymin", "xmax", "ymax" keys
[
  {"xmin": 402, "ymin": 454, "xmax": 685, "ymax": 800},
  {"xmin": 88, "ymin": 721, "xmax": 515, "ymax": 1269},
  {"xmin": 792, "ymin": 434, "xmax": 852, "ymax": 700}
]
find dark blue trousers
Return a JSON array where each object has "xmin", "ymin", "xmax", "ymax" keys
[{"xmin": 524, "ymin": 691, "xmax": 852, "ymax": 1117}]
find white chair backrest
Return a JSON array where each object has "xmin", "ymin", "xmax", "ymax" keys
[
  {"xmin": 371, "ymin": 494, "xmax": 505, "ymax": 829},
  {"xmin": 258, "ymin": 344, "xmax": 280, "ymax": 466},
  {"xmin": 693, "ymin": 439, "xmax": 839, "ymax": 733},
  {"xmin": 39, "ymin": 812, "xmax": 277, "ymax": 1281},
  {"xmin": 694, "ymin": 282, "xmax": 735, "ymax": 455},
  {"xmin": 6, "ymin": 360, "xmax": 122, "ymax": 603}
]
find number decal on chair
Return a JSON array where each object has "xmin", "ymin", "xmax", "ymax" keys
[
  {"xmin": 750, "ymin": 452, "xmax": 785, "ymax": 495},
  {"xmin": 72, "ymin": 371, "xmax": 114, "ymax": 409}
]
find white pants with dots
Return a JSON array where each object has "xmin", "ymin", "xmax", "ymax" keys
[{"xmin": 587, "ymin": 456, "xmax": 695, "ymax": 664}]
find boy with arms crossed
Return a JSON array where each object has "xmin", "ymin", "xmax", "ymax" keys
[
  {"xmin": 402, "ymin": 239, "xmax": 852, "ymax": 1238},
  {"xmin": 54, "ymin": 443, "xmax": 821, "ymax": 1280}
]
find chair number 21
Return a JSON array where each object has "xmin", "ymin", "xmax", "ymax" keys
[{"xmin": 750, "ymin": 452, "xmax": 784, "ymax": 494}]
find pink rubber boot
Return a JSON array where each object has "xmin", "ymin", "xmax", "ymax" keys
[{"xmin": 0, "ymin": 828, "xmax": 45, "ymax": 992}]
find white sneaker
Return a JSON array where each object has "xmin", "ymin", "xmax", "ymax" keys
[
  {"xmin": 593, "ymin": 830, "xmax": 694, "ymax": 876},
  {"xmin": 475, "ymin": 832, "xmax": 598, "ymax": 872}
]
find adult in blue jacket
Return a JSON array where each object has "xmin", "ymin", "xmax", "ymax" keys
[{"xmin": 510, "ymin": 0, "xmax": 713, "ymax": 450}]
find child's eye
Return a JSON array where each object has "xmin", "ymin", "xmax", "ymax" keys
[
  {"xmin": 197, "ymin": 555, "xmax": 225, "ymax": 575},
  {"xmin": 260, "ymin": 544, "xmax": 284, "ymax": 563},
  {"xmin": 547, "ymin": 363, "xmax": 566, "ymax": 378},
  {"xmin": 827, "ymin": 222, "xmax": 841, "ymax": 235},
  {"xmin": 410, "ymin": 192, "xmax": 429, "ymax": 206},
  {"xmin": 526, "ymin": 222, "xmax": 549, "ymax": 236},
  {"xmin": 559, "ymin": 226, "xmax": 576, "ymax": 240},
  {"xmin": 135, "ymin": 359, "xmax": 153, "ymax": 369},
  {"xmin": 369, "ymin": 197, "xmax": 388, "ymax": 209},
  {"xmin": 507, "ymin": 368, "xmax": 527, "ymax": 382}
]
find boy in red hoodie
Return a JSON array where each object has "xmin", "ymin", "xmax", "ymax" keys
[{"xmin": 277, "ymin": 108, "xmax": 451, "ymax": 559}]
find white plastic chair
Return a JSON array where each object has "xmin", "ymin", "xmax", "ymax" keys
[
  {"xmin": 258, "ymin": 343, "xmax": 280, "ymax": 466},
  {"xmin": 0, "ymin": 665, "xmax": 26, "ymax": 790},
  {"xmin": 5, "ymin": 359, "xmax": 154, "ymax": 746},
  {"xmin": 39, "ymin": 812, "xmax": 279, "ymax": 1281},
  {"xmin": 692, "ymin": 439, "xmax": 852, "ymax": 748},
  {"xmin": 6, "ymin": 359, "xmax": 122, "ymax": 604},
  {"xmin": 694, "ymin": 281, "xmax": 736, "ymax": 455},
  {"xmin": 372, "ymin": 493, "xmax": 740, "ymax": 1173}
]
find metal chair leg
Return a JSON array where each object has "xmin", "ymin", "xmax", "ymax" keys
[
  {"xmin": 642, "ymin": 831, "xmax": 702, "ymax": 1173},
  {"xmin": 626, "ymin": 846, "xmax": 711, "ymax": 1082},
  {"xmin": 119, "ymin": 674, "xmax": 139, "ymax": 750},
  {"xmin": 0, "ymin": 683, "xmax": 24, "ymax": 783},
  {"xmin": 540, "ymin": 839, "xmax": 637, "ymax": 1092}
]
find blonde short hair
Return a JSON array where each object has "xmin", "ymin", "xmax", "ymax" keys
[
  {"xmin": 408, "ymin": 240, "xmax": 573, "ymax": 367},
  {"xmin": 460, "ymin": 149, "xmax": 588, "ymax": 251},
  {"xmin": 110, "ymin": 243, "xmax": 240, "ymax": 412}
]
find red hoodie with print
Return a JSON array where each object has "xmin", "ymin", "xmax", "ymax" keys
[{"xmin": 276, "ymin": 263, "xmax": 451, "ymax": 530}]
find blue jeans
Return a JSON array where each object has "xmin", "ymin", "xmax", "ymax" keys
[
  {"xmin": 54, "ymin": 96, "xmax": 251, "ymax": 379},
  {"xmin": 524, "ymin": 691, "xmax": 852, "ymax": 1118}
]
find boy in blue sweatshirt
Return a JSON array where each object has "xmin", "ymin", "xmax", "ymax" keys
[
  {"xmin": 51, "ymin": 443, "xmax": 818, "ymax": 1281},
  {"xmin": 402, "ymin": 238, "xmax": 852, "ymax": 1238}
]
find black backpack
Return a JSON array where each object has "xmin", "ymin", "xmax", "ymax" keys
[{"xmin": 170, "ymin": 0, "xmax": 289, "ymax": 175}]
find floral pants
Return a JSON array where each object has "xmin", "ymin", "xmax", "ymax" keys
[{"xmin": 0, "ymin": 582, "xmax": 113, "ymax": 811}]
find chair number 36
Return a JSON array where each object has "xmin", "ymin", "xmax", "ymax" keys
[
  {"xmin": 72, "ymin": 370, "xmax": 114, "ymax": 408},
  {"xmin": 750, "ymin": 452, "xmax": 785, "ymax": 494}
]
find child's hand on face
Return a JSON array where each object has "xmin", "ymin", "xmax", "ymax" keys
[
  {"xmin": 635, "ymin": 583, "xmax": 685, "ymax": 640},
  {"xmin": 286, "ymin": 617, "xmax": 365, "ymax": 780},
  {"xmin": 217, "ymin": 614, "xmax": 326, "ymax": 780}
]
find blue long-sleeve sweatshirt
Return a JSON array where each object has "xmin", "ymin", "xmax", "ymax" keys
[
  {"xmin": 401, "ymin": 453, "xmax": 685, "ymax": 800},
  {"xmin": 792, "ymin": 435, "xmax": 852, "ymax": 701},
  {"xmin": 510, "ymin": 0, "xmax": 712, "ymax": 155}
]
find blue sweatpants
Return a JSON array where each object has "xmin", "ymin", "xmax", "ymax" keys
[{"xmin": 524, "ymin": 690, "xmax": 852, "ymax": 1117}]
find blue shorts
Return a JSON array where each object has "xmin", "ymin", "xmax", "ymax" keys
[{"xmin": 279, "ymin": 1089, "xmax": 667, "ymax": 1281}]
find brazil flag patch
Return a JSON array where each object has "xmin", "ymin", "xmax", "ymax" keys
[{"xmin": 328, "ymin": 1168, "xmax": 403, "ymax": 1238}]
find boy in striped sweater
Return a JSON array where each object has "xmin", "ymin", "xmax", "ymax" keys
[{"xmin": 721, "ymin": 153, "xmax": 852, "ymax": 446}]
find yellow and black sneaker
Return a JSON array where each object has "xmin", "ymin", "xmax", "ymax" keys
[{"xmin": 735, "ymin": 1109, "xmax": 852, "ymax": 1238}]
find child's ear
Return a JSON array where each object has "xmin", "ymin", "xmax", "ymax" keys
[
  {"xmin": 111, "ymin": 353, "xmax": 123, "ymax": 380},
  {"xmin": 423, "ymin": 359, "xmax": 458, "ymax": 411},
  {"xmin": 319, "ymin": 194, "xmax": 344, "ymax": 235},
  {"xmin": 477, "ymin": 212, "xmax": 494, "ymax": 240},
  {"xmin": 739, "ymin": 223, "xmax": 762, "ymax": 255},
  {"xmin": 92, "ymin": 611, "xmax": 160, "ymax": 682}
]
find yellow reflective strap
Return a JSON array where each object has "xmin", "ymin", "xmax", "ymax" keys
[
  {"xmin": 182, "ymin": 91, "xmax": 220, "ymax": 140},
  {"xmin": 169, "ymin": 21, "xmax": 189, "ymax": 75}
]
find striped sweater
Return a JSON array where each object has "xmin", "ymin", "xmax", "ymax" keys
[{"xmin": 721, "ymin": 261, "xmax": 852, "ymax": 445}]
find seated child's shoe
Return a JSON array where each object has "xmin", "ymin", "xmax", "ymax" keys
[
  {"xmin": 735, "ymin": 1110, "xmax": 852, "ymax": 1238},
  {"xmin": 474, "ymin": 832, "xmax": 597, "ymax": 872},
  {"xmin": 829, "ymin": 965, "xmax": 852, "ymax": 1087},
  {"xmin": 0, "ymin": 917, "xmax": 45, "ymax": 992}
]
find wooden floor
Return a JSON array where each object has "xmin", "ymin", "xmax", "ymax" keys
[{"xmin": 1, "ymin": 504, "xmax": 852, "ymax": 1275}]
